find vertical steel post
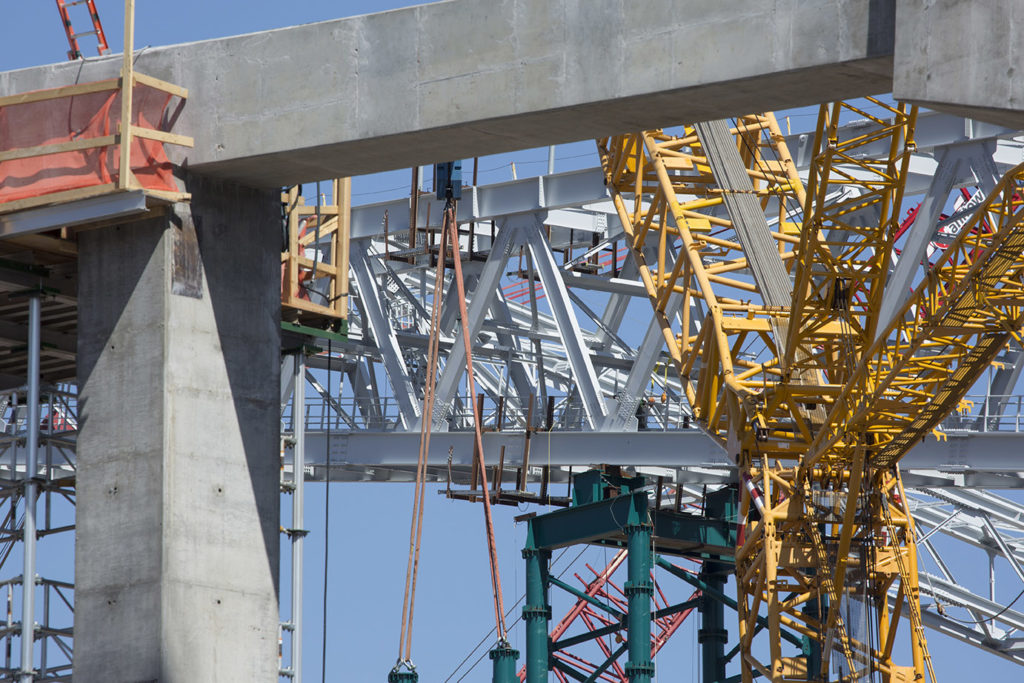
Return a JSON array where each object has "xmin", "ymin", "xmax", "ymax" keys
[
  {"xmin": 291, "ymin": 352, "xmax": 305, "ymax": 683},
  {"xmin": 698, "ymin": 562, "xmax": 728, "ymax": 683},
  {"xmin": 523, "ymin": 526, "xmax": 551, "ymax": 683},
  {"xmin": 489, "ymin": 641, "xmax": 519, "ymax": 683},
  {"xmin": 20, "ymin": 294, "xmax": 40, "ymax": 683},
  {"xmin": 625, "ymin": 522, "xmax": 654, "ymax": 683}
]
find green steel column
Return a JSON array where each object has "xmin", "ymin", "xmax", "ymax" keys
[
  {"xmin": 490, "ymin": 641, "xmax": 520, "ymax": 682},
  {"xmin": 624, "ymin": 523, "xmax": 654, "ymax": 683},
  {"xmin": 698, "ymin": 562, "xmax": 728, "ymax": 683},
  {"xmin": 803, "ymin": 586, "xmax": 823, "ymax": 681},
  {"xmin": 523, "ymin": 530, "xmax": 551, "ymax": 683}
]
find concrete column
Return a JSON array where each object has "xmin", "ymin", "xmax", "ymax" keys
[{"xmin": 74, "ymin": 173, "xmax": 281, "ymax": 681}]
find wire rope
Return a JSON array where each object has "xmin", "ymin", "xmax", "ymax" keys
[
  {"xmin": 446, "ymin": 199, "xmax": 510, "ymax": 642},
  {"xmin": 395, "ymin": 214, "xmax": 448, "ymax": 673}
]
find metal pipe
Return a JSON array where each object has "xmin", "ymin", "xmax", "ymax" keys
[
  {"xmin": 20, "ymin": 294, "xmax": 40, "ymax": 683},
  {"xmin": 39, "ymin": 586, "xmax": 47, "ymax": 677},
  {"xmin": 547, "ymin": 145, "xmax": 555, "ymax": 175},
  {"xmin": 292, "ymin": 352, "xmax": 305, "ymax": 683},
  {"xmin": 625, "ymin": 522, "xmax": 654, "ymax": 682}
]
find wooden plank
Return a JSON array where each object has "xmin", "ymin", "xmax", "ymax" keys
[
  {"xmin": 287, "ymin": 186, "xmax": 300, "ymax": 305},
  {"xmin": 0, "ymin": 184, "xmax": 119, "ymax": 215},
  {"xmin": 130, "ymin": 125, "xmax": 194, "ymax": 148},
  {"xmin": 338, "ymin": 177, "xmax": 351, "ymax": 320},
  {"xmin": 118, "ymin": 0, "xmax": 136, "ymax": 191},
  {"xmin": 132, "ymin": 71, "xmax": 188, "ymax": 99},
  {"xmin": 142, "ymin": 189, "xmax": 190, "ymax": 204},
  {"xmin": 298, "ymin": 217, "xmax": 340, "ymax": 245},
  {"xmin": 295, "ymin": 205, "xmax": 340, "ymax": 216},
  {"xmin": 0, "ymin": 135, "xmax": 117, "ymax": 163},
  {"xmin": 0, "ymin": 78, "xmax": 119, "ymax": 107},
  {"xmin": 294, "ymin": 256, "xmax": 338, "ymax": 276},
  {"xmin": 281, "ymin": 295, "xmax": 339, "ymax": 318},
  {"xmin": 2, "ymin": 234, "xmax": 78, "ymax": 258}
]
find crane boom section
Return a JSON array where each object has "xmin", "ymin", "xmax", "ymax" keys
[{"xmin": 598, "ymin": 102, "xmax": 950, "ymax": 682}]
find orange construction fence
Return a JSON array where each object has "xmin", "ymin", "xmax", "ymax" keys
[{"xmin": 0, "ymin": 80, "xmax": 184, "ymax": 209}]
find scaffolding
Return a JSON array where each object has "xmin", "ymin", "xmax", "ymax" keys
[{"xmin": 0, "ymin": 294, "xmax": 78, "ymax": 681}]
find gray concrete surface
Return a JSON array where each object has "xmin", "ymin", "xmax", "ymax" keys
[
  {"xmin": 894, "ymin": 0, "xmax": 1024, "ymax": 129},
  {"xmin": 75, "ymin": 174, "xmax": 280, "ymax": 681},
  {"xmin": 1, "ymin": 0, "xmax": 896, "ymax": 187}
]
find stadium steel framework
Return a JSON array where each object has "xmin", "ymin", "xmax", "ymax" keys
[{"xmin": 4, "ymin": 105, "xmax": 1024, "ymax": 680}]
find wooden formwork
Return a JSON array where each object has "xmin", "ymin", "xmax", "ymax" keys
[{"xmin": 280, "ymin": 178, "xmax": 351, "ymax": 329}]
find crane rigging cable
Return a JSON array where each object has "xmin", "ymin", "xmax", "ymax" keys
[
  {"xmin": 395, "ymin": 199, "xmax": 448, "ymax": 673},
  {"xmin": 444, "ymin": 199, "xmax": 510, "ymax": 643},
  {"xmin": 395, "ymin": 198, "xmax": 509, "ymax": 678}
]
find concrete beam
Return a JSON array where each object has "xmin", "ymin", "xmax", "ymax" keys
[
  {"xmin": 1, "ymin": 0, "xmax": 896, "ymax": 188},
  {"xmin": 75, "ymin": 174, "xmax": 280, "ymax": 680},
  {"xmin": 894, "ymin": 0, "xmax": 1024, "ymax": 129}
]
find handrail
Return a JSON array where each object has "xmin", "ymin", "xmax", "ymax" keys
[{"xmin": 0, "ymin": 1, "xmax": 193, "ymax": 214}]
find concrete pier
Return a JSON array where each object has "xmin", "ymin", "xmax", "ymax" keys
[
  {"xmin": 894, "ymin": 0, "xmax": 1024, "ymax": 129},
  {"xmin": 75, "ymin": 174, "xmax": 281, "ymax": 681}
]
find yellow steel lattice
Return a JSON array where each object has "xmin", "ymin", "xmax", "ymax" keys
[{"xmin": 592, "ymin": 99, "xmax": 1024, "ymax": 682}]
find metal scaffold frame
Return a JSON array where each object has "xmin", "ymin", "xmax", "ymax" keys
[{"xmin": 0, "ymin": 292, "xmax": 78, "ymax": 682}]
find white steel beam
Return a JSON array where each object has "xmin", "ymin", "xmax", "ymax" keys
[
  {"xmin": 524, "ymin": 218, "xmax": 607, "ymax": 429},
  {"xmin": 350, "ymin": 169, "xmax": 609, "ymax": 241},
  {"xmin": 879, "ymin": 145, "xmax": 966, "ymax": 334},
  {"xmin": 431, "ymin": 221, "xmax": 520, "ymax": 428},
  {"xmin": 349, "ymin": 245, "xmax": 421, "ymax": 430},
  {"xmin": 601, "ymin": 290, "xmax": 683, "ymax": 432},
  {"xmin": 488, "ymin": 288, "xmax": 538, "ymax": 406}
]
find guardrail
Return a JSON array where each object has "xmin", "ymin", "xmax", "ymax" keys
[
  {"xmin": 0, "ymin": 16, "xmax": 192, "ymax": 216},
  {"xmin": 286, "ymin": 392, "xmax": 1024, "ymax": 436},
  {"xmin": 283, "ymin": 393, "xmax": 698, "ymax": 434}
]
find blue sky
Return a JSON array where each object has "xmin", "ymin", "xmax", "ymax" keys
[{"xmin": 5, "ymin": 2, "xmax": 1024, "ymax": 681}]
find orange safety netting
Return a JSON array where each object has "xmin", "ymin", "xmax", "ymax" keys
[{"xmin": 0, "ymin": 83, "xmax": 178, "ymax": 204}]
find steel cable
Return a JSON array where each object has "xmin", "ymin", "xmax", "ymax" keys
[
  {"xmin": 396, "ymin": 213, "xmax": 449, "ymax": 669},
  {"xmin": 445, "ymin": 200, "xmax": 510, "ymax": 643}
]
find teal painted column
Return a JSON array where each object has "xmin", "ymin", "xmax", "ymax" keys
[
  {"xmin": 698, "ymin": 562, "xmax": 728, "ymax": 683},
  {"xmin": 624, "ymin": 523, "xmax": 654, "ymax": 683},
  {"xmin": 387, "ymin": 667, "xmax": 418, "ymax": 682},
  {"xmin": 490, "ymin": 641, "xmax": 520, "ymax": 682},
  {"xmin": 803, "ymin": 587, "xmax": 823, "ymax": 680},
  {"xmin": 523, "ymin": 528, "xmax": 551, "ymax": 683}
]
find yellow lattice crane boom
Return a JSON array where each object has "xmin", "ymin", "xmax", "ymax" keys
[{"xmin": 599, "ymin": 99, "xmax": 1024, "ymax": 682}]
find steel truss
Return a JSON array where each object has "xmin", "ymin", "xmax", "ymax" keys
[
  {"xmin": 591, "ymin": 98, "xmax": 1024, "ymax": 682},
  {"xmin": 273, "ymin": 105, "xmax": 1024, "ymax": 681},
  {"xmin": 1, "ymin": 102, "xmax": 1023, "ymax": 680}
]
